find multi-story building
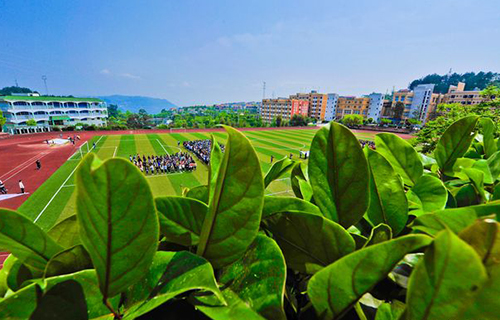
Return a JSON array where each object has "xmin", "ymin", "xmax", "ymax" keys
[
  {"xmin": 290, "ymin": 91, "xmax": 328, "ymax": 121},
  {"xmin": 367, "ymin": 93, "xmax": 384, "ymax": 122},
  {"xmin": 324, "ymin": 93, "xmax": 339, "ymax": 122},
  {"xmin": 260, "ymin": 98, "xmax": 309, "ymax": 123},
  {"xmin": 0, "ymin": 93, "xmax": 108, "ymax": 134},
  {"xmin": 391, "ymin": 85, "xmax": 443, "ymax": 123},
  {"xmin": 336, "ymin": 96, "xmax": 371, "ymax": 119},
  {"xmin": 442, "ymin": 82, "xmax": 484, "ymax": 105}
]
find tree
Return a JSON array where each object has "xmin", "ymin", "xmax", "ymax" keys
[
  {"xmin": 26, "ymin": 118, "xmax": 37, "ymax": 126},
  {"xmin": 415, "ymin": 85, "xmax": 500, "ymax": 153},
  {"xmin": 380, "ymin": 118, "xmax": 392, "ymax": 125},
  {"xmin": 0, "ymin": 86, "xmax": 34, "ymax": 95},
  {"xmin": 409, "ymin": 71, "xmax": 500, "ymax": 94},
  {"xmin": 0, "ymin": 111, "xmax": 6, "ymax": 131},
  {"xmin": 290, "ymin": 114, "xmax": 307, "ymax": 127},
  {"xmin": 342, "ymin": 114, "xmax": 363, "ymax": 126},
  {"xmin": 107, "ymin": 104, "xmax": 120, "ymax": 118},
  {"xmin": 480, "ymin": 84, "xmax": 500, "ymax": 102},
  {"xmin": 276, "ymin": 115, "xmax": 283, "ymax": 127}
]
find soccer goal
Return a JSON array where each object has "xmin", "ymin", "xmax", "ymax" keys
[{"xmin": 67, "ymin": 141, "xmax": 90, "ymax": 161}]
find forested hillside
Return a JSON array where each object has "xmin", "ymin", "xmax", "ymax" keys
[{"xmin": 409, "ymin": 71, "xmax": 500, "ymax": 93}]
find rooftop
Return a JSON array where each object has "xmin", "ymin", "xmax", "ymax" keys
[{"xmin": 0, "ymin": 95, "xmax": 103, "ymax": 103}]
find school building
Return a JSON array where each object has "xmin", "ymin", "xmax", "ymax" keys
[{"xmin": 0, "ymin": 93, "xmax": 108, "ymax": 134}]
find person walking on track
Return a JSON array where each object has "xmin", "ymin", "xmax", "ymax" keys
[
  {"xmin": 36, "ymin": 160, "xmax": 41, "ymax": 170},
  {"xmin": 19, "ymin": 180, "xmax": 25, "ymax": 194},
  {"xmin": 0, "ymin": 180, "xmax": 7, "ymax": 194}
]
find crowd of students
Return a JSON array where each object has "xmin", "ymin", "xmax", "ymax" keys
[
  {"xmin": 129, "ymin": 153, "xmax": 196, "ymax": 175},
  {"xmin": 183, "ymin": 140, "xmax": 225, "ymax": 165}
]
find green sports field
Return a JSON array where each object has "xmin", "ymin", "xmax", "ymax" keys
[{"xmin": 17, "ymin": 128, "xmax": 377, "ymax": 231}]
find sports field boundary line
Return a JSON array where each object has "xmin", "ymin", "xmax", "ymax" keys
[
  {"xmin": 113, "ymin": 146, "xmax": 117, "ymax": 158},
  {"xmin": 156, "ymin": 139, "xmax": 170, "ymax": 155},
  {"xmin": 33, "ymin": 135, "xmax": 104, "ymax": 223}
]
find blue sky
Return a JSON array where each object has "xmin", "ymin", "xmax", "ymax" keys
[{"xmin": 0, "ymin": 0, "xmax": 499, "ymax": 106}]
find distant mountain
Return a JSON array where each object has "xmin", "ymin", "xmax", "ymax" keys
[{"xmin": 97, "ymin": 95, "xmax": 177, "ymax": 114}]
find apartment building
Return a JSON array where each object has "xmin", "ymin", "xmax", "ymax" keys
[
  {"xmin": 391, "ymin": 84, "xmax": 443, "ymax": 123},
  {"xmin": 336, "ymin": 96, "xmax": 371, "ymax": 119},
  {"xmin": 324, "ymin": 93, "xmax": 339, "ymax": 121},
  {"xmin": 442, "ymin": 82, "xmax": 483, "ymax": 105},
  {"xmin": 367, "ymin": 93, "xmax": 384, "ymax": 122},
  {"xmin": 260, "ymin": 98, "xmax": 309, "ymax": 123},
  {"xmin": 0, "ymin": 93, "xmax": 108, "ymax": 134},
  {"xmin": 289, "ymin": 91, "xmax": 328, "ymax": 121}
]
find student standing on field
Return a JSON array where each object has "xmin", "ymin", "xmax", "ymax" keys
[
  {"xmin": 19, "ymin": 180, "xmax": 25, "ymax": 194},
  {"xmin": 36, "ymin": 160, "xmax": 41, "ymax": 170},
  {"xmin": 270, "ymin": 155, "xmax": 274, "ymax": 163}
]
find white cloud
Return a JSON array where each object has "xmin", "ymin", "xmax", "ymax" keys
[
  {"xmin": 100, "ymin": 68, "xmax": 111, "ymax": 75},
  {"xmin": 119, "ymin": 73, "xmax": 142, "ymax": 80},
  {"xmin": 181, "ymin": 81, "xmax": 191, "ymax": 87}
]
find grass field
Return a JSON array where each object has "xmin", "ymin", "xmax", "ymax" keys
[{"xmin": 17, "ymin": 128, "xmax": 377, "ymax": 231}]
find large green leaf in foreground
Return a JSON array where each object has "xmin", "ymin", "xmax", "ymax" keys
[
  {"xmin": 155, "ymin": 196, "xmax": 207, "ymax": 246},
  {"xmin": 309, "ymin": 122, "xmax": 369, "ymax": 227},
  {"xmin": 123, "ymin": 251, "xmax": 223, "ymax": 319},
  {"xmin": 0, "ymin": 208, "xmax": 63, "ymax": 272},
  {"xmin": 308, "ymin": 235, "xmax": 432, "ymax": 318},
  {"xmin": 219, "ymin": 235, "xmax": 287, "ymax": 320},
  {"xmin": 76, "ymin": 154, "xmax": 159, "ymax": 299},
  {"xmin": 375, "ymin": 133, "xmax": 423, "ymax": 186},
  {"xmin": 407, "ymin": 175, "xmax": 448, "ymax": 216},
  {"xmin": 264, "ymin": 157, "xmax": 295, "ymax": 188},
  {"xmin": 197, "ymin": 126, "xmax": 264, "ymax": 268},
  {"xmin": 435, "ymin": 115, "xmax": 479, "ymax": 174},
  {"xmin": 263, "ymin": 211, "xmax": 355, "ymax": 274},
  {"xmin": 406, "ymin": 230, "xmax": 487, "ymax": 320},
  {"xmin": 365, "ymin": 148, "xmax": 408, "ymax": 235}
]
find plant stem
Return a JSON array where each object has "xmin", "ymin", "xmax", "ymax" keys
[
  {"xmin": 354, "ymin": 302, "xmax": 367, "ymax": 320},
  {"xmin": 104, "ymin": 298, "xmax": 122, "ymax": 320}
]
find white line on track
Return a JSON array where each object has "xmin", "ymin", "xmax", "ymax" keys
[
  {"xmin": 0, "ymin": 151, "xmax": 50, "ymax": 180},
  {"xmin": 113, "ymin": 146, "xmax": 117, "ymax": 158},
  {"xmin": 3, "ymin": 151, "xmax": 53, "ymax": 182},
  {"xmin": 33, "ymin": 135, "xmax": 104, "ymax": 223}
]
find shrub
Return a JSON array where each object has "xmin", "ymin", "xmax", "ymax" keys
[
  {"xmin": 0, "ymin": 118, "xmax": 499, "ymax": 319},
  {"xmin": 51, "ymin": 126, "xmax": 61, "ymax": 131},
  {"xmin": 84, "ymin": 124, "xmax": 96, "ymax": 131}
]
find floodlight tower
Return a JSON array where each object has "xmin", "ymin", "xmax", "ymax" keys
[{"xmin": 262, "ymin": 81, "xmax": 266, "ymax": 100}]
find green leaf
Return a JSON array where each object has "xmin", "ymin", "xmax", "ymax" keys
[
  {"xmin": 208, "ymin": 135, "xmax": 224, "ymax": 203},
  {"xmin": 365, "ymin": 148, "xmax": 408, "ymax": 235},
  {"xmin": 290, "ymin": 162, "xmax": 313, "ymax": 201},
  {"xmin": 459, "ymin": 219, "xmax": 500, "ymax": 268},
  {"xmin": 123, "ymin": 251, "xmax": 223, "ymax": 319},
  {"xmin": 264, "ymin": 157, "xmax": 295, "ymax": 188},
  {"xmin": 47, "ymin": 215, "xmax": 80, "ymax": 249},
  {"xmin": 407, "ymin": 175, "xmax": 448, "ymax": 216},
  {"xmin": 459, "ymin": 264, "xmax": 500, "ymax": 320},
  {"xmin": 406, "ymin": 230, "xmax": 487, "ymax": 320},
  {"xmin": 0, "ymin": 281, "xmax": 39, "ymax": 319},
  {"xmin": 185, "ymin": 185, "xmax": 209, "ymax": 204},
  {"xmin": 455, "ymin": 184, "xmax": 480, "ymax": 207},
  {"xmin": 44, "ymin": 245, "xmax": 92, "ymax": 278},
  {"xmin": 412, "ymin": 202, "xmax": 500, "ymax": 236},
  {"xmin": 375, "ymin": 301, "xmax": 406, "ymax": 320},
  {"xmin": 219, "ymin": 235, "xmax": 286, "ymax": 320},
  {"xmin": 375, "ymin": 133, "xmax": 423, "ymax": 186},
  {"xmin": 418, "ymin": 153, "xmax": 436, "ymax": 169},
  {"xmin": 0, "ymin": 209, "xmax": 63, "ymax": 272},
  {"xmin": 308, "ymin": 235, "xmax": 432, "ymax": 319},
  {"xmin": 494, "ymin": 183, "xmax": 500, "ymax": 201},
  {"xmin": 363, "ymin": 224, "xmax": 392, "ymax": 247},
  {"xmin": 197, "ymin": 126, "xmax": 265, "ymax": 268},
  {"xmin": 44, "ymin": 269, "xmax": 118, "ymax": 319},
  {"xmin": 193, "ymin": 288, "xmax": 265, "ymax": 320},
  {"xmin": 30, "ymin": 280, "xmax": 88, "ymax": 320},
  {"xmin": 309, "ymin": 122, "xmax": 369, "ymax": 227},
  {"xmin": 434, "ymin": 115, "xmax": 479, "ymax": 174},
  {"xmin": 155, "ymin": 196, "xmax": 207, "ymax": 246},
  {"xmin": 480, "ymin": 117, "xmax": 498, "ymax": 159},
  {"xmin": 262, "ymin": 196, "xmax": 321, "ymax": 219},
  {"xmin": 7, "ymin": 258, "xmax": 35, "ymax": 291},
  {"xmin": 464, "ymin": 168, "xmax": 486, "ymax": 202},
  {"xmin": 263, "ymin": 211, "xmax": 355, "ymax": 274},
  {"xmin": 76, "ymin": 153, "xmax": 159, "ymax": 299}
]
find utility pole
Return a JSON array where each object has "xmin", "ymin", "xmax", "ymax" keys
[
  {"xmin": 42, "ymin": 75, "xmax": 48, "ymax": 95},
  {"xmin": 262, "ymin": 82, "xmax": 266, "ymax": 100},
  {"xmin": 15, "ymin": 79, "xmax": 19, "ymax": 87}
]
